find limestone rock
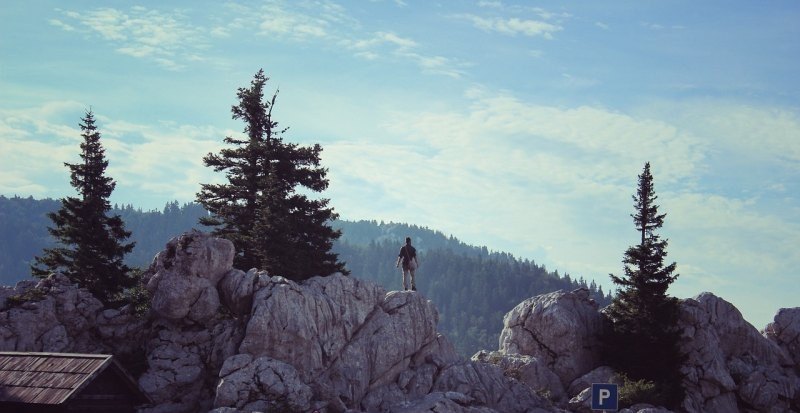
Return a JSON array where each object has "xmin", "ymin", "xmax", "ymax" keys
[
  {"xmin": 238, "ymin": 274, "xmax": 452, "ymax": 411},
  {"xmin": 567, "ymin": 387, "xmax": 592, "ymax": 413},
  {"xmin": 472, "ymin": 350, "xmax": 565, "ymax": 403},
  {"xmin": 433, "ymin": 360, "xmax": 552, "ymax": 413},
  {"xmin": 0, "ymin": 273, "xmax": 143, "ymax": 354},
  {"xmin": 146, "ymin": 231, "xmax": 234, "ymax": 323},
  {"xmin": 498, "ymin": 289, "xmax": 604, "ymax": 387},
  {"xmin": 213, "ymin": 355, "xmax": 313, "ymax": 412},
  {"xmin": 138, "ymin": 317, "xmax": 244, "ymax": 413},
  {"xmin": 218, "ymin": 269, "xmax": 258, "ymax": 316},
  {"xmin": 678, "ymin": 293, "xmax": 800, "ymax": 413},
  {"xmin": 764, "ymin": 307, "xmax": 800, "ymax": 368},
  {"xmin": 385, "ymin": 391, "xmax": 498, "ymax": 413},
  {"xmin": 567, "ymin": 366, "xmax": 619, "ymax": 398}
]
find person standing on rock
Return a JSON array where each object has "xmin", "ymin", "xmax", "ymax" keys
[{"xmin": 396, "ymin": 237, "xmax": 419, "ymax": 291}]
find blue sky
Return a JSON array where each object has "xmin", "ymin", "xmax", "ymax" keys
[{"xmin": 1, "ymin": 1, "xmax": 799, "ymax": 329}]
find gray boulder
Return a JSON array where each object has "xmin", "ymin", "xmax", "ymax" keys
[
  {"xmin": 764, "ymin": 307, "xmax": 800, "ymax": 368},
  {"xmin": 679, "ymin": 293, "xmax": 800, "ymax": 413},
  {"xmin": 433, "ymin": 360, "xmax": 552, "ymax": 413},
  {"xmin": 498, "ymin": 289, "xmax": 604, "ymax": 387},
  {"xmin": 0, "ymin": 273, "xmax": 145, "ymax": 355},
  {"xmin": 217, "ymin": 269, "xmax": 258, "ymax": 316},
  {"xmin": 472, "ymin": 350, "xmax": 565, "ymax": 403},
  {"xmin": 213, "ymin": 354, "xmax": 313, "ymax": 412},
  {"xmin": 146, "ymin": 230, "xmax": 234, "ymax": 323}
]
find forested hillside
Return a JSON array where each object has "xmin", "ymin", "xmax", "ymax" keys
[{"xmin": 0, "ymin": 195, "xmax": 611, "ymax": 355}]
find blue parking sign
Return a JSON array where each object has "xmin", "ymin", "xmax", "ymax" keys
[{"xmin": 591, "ymin": 383, "xmax": 618, "ymax": 411}]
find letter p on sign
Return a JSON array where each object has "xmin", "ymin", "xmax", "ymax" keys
[{"xmin": 591, "ymin": 383, "xmax": 618, "ymax": 411}]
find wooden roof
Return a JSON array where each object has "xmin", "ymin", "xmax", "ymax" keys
[{"xmin": 0, "ymin": 352, "xmax": 145, "ymax": 405}]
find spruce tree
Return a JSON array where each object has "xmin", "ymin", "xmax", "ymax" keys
[
  {"xmin": 32, "ymin": 111, "xmax": 135, "ymax": 305},
  {"xmin": 604, "ymin": 162, "xmax": 684, "ymax": 407},
  {"xmin": 197, "ymin": 69, "xmax": 346, "ymax": 280}
]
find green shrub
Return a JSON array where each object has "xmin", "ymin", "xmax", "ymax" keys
[
  {"xmin": 112, "ymin": 268, "xmax": 151, "ymax": 316},
  {"xmin": 5, "ymin": 287, "xmax": 47, "ymax": 308},
  {"xmin": 618, "ymin": 375, "xmax": 659, "ymax": 407}
]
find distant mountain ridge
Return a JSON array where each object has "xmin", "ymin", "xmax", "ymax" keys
[{"xmin": 0, "ymin": 194, "xmax": 610, "ymax": 355}]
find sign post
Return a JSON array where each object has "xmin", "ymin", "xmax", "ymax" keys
[{"xmin": 591, "ymin": 383, "xmax": 619, "ymax": 412}]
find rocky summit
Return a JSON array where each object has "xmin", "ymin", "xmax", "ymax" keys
[{"xmin": 1, "ymin": 230, "xmax": 799, "ymax": 413}]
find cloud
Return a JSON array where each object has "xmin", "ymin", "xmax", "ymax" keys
[
  {"xmin": 457, "ymin": 14, "xmax": 562, "ymax": 38},
  {"xmin": 319, "ymin": 90, "xmax": 712, "ymax": 278},
  {"xmin": 478, "ymin": 1, "xmax": 503, "ymax": 8},
  {"xmin": 640, "ymin": 100, "xmax": 800, "ymax": 170},
  {"xmin": 561, "ymin": 73, "xmax": 598, "ymax": 88},
  {"xmin": 0, "ymin": 101, "xmax": 229, "ymax": 205},
  {"xmin": 351, "ymin": 31, "xmax": 418, "ymax": 51},
  {"xmin": 348, "ymin": 31, "xmax": 467, "ymax": 78},
  {"xmin": 48, "ymin": 19, "xmax": 75, "ymax": 31},
  {"xmin": 595, "ymin": 22, "xmax": 610, "ymax": 30},
  {"xmin": 641, "ymin": 22, "xmax": 685, "ymax": 31},
  {"xmin": 258, "ymin": 10, "xmax": 329, "ymax": 40},
  {"xmin": 53, "ymin": 6, "xmax": 206, "ymax": 70},
  {"xmin": 0, "ymin": 102, "xmax": 88, "ymax": 197}
]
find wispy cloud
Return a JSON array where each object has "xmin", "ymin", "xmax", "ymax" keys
[
  {"xmin": 48, "ymin": 19, "xmax": 75, "ymax": 31},
  {"xmin": 350, "ymin": 31, "xmax": 417, "ymax": 51},
  {"xmin": 456, "ymin": 14, "xmax": 562, "ymax": 38},
  {"xmin": 0, "ymin": 102, "xmax": 228, "ymax": 204},
  {"xmin": 213, "ymin": 1, "xmax": 466, "ymax": 79},
  {"xmin": 641, "ymin": 22, "xmax": 685, "ymax": 31},
  {"xmin": 478, "ymin": 1, "xmax": 503, "ymax": 8},
  {"xmin": 53, "ymin": 6, "xmax": 206, "ymax": 70},
  {"xmin": 348, "ymin": 31, "xmax": 466, "ymax": 78}
]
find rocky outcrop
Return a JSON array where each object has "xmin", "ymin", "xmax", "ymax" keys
[
  {"xmin": 213, "ymin": 355, "xmax": 314, "ymax": 412},
  {"xmin": 764, "ymin": 307, "xmax": 800, "ymax": 367},
  {"xmin": 214, "ymin": 270, "xmax": 550, "ymax": 413},
  {"xmin": 0, "ymin": 273, "xmax": 145, "ymax": 355},
  {"xmin": 678, "ymin": 293, "xmax": 800, "ymax": 413},
  {"xmin": 473, "ymin": 288, "xmax": 604, "ymax": 407},
  {"xmin": 499, "ymin": 288, "xmax": 605, "ymax": 387},
  {"xmin": 3, "ymin": 230, "xmax": 799, "ymax": 413},
  {"xmin": 0, "ymin": 231, "xmax": 555, "ymax": 413},
  {"xmin": 145, "ymin": 230, "xmax": 234, "ymax": 323},
  {"xmin": 469, "ymin": 287, "xmax": 800, "ymax": 413}
]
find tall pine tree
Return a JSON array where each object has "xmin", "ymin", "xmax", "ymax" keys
[
  {"xmin": 32, "ymin": 111, "xmax": 135, "ymax": 305},
  {"xmin": 603, "ymin": 162, "xmax": 684, "ymax": 408},
  {"xmin": 197, "ymin": 69, "xmax": 346, "ymax": 280}
]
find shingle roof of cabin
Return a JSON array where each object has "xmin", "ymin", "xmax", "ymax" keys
[{"xmin": 0, "ymin": 352, "xmax": 145, "ymax": 405}]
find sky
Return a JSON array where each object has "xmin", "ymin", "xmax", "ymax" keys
[{"xmin": 1, "ymin": 1, "xmax": 799, "ymax": 329}]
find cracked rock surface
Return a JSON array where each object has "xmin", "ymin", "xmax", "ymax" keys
[
  {"xmin": 0, "ymin": 272, "xmax": 145, "ymax": 355},
  {"xmin": 497, "ymin": 289, "xmax": 604, "ymax": 388},
  {"xmin": 678, "ymin": 293, "xmax": 800, "ymax": 413}
]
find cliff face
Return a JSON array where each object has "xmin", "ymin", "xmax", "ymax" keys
[{"xmin": 1, "ymin": 231, "xmax": 798, "ymax": 413}]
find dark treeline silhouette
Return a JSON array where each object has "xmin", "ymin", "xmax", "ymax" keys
[{"xmin": 0, "ymin": 196, "xmax": 611, "ymax": 356}]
